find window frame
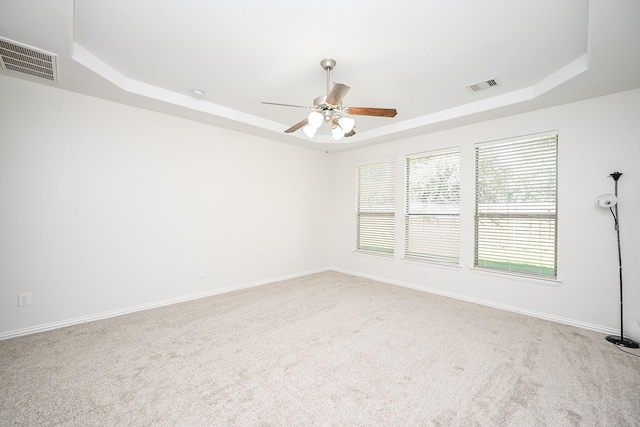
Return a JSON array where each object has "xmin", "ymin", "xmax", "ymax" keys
[
  {"xmin": 404, "ymin": 147, "xmax": 461, "ymax": 266},
  {"xmin": 473, "ymin": 131, "xmax": 558, "ymax": 280},
  {"xmin": 355, "ymin": 158, "xmax": 396, "ymax": 257}
]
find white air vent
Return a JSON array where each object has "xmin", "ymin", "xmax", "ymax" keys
[
  {"xmin": 0, "ymin": 37, "xmax": 58, "ymax": 82},
  {"xmin": 466, "ymin": 78, "xmax": 498, "ymax": 92}
]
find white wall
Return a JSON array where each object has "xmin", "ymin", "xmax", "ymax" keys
[
  {"xmin": 0, "ymin": 74, "xmax": 330, "ymax": 336},
  {"xmin": 2, "ymin": 73, "xmax": 639, "ymax": 338},
  {"xmin": 328, "ymin": 89, "xmax": 640, "ymax": 333}
]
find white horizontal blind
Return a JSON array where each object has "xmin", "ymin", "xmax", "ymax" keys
[
  {"xmin": 474, "ymin": 133, "xmax": 558, "ymax": 278},
  {"xmin": 356, "ymin": 160, "xmax": 395, "ymax": 255},
  {"xmin": 405, "ymin": 148, "xmax": 460, "ymax": 264}
]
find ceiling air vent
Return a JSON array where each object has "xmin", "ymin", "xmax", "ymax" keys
[
  {"xmin": 0, "ymin": 37, "xmax": 58, "ymax": 83},
  {"xmin": 466, "ymin": 78, "xmax": 498, "ymax": 93}
]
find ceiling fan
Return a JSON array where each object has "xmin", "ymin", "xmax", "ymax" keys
[{"xmin": 262, "ymin": 58, "xmax": 397, "ymax": 141}]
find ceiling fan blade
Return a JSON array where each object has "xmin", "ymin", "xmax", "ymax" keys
[
  {"xmin": 345, "ymin": 107, "xmax": 397, "ymax": 118},
  {"xmin": 344, "ymin": 129, "xmax": 356, "ymax": 137},
  {"xmin": 262, "ymin": 101, "xmax": 311, "ymax": 109},
  {"xmin": 284, "ymin": 118, "xmax": 309, "ymax": 133},
  {"xmin": 326, "ymin": 83, "xmax": 351, "ymax": 105}
]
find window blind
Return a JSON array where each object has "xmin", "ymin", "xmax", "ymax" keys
[
  {"xmin": 356, "ymin": 160, "xmax": 395, "ymax": 255},
  {"xmin": 405, "ymin": 148, "xmax": 460, "ymax": 264},
  {"xmin": 474, "ymin": 133, "xmax": 558, "ymax": 278}
]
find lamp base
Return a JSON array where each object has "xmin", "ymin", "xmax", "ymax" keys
[{"xmin": 606, "ymin": 335, "xmax": 640, "ymax": 348}]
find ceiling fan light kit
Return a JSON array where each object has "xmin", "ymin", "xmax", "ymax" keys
[{"xmin": 262, "ymin": 58, "xmax": 397, "ymax": 142}]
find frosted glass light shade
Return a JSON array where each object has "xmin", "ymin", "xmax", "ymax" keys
[
  {"xmin": 338, "ymin": 117, "xmax": 355, "ymax": 133},
  {"xmin": 307, "ymin": 111, "xmax": 323, "ymax": 128},
  {"xmin": 596, "ymin": 194, "xmax": 617, "ymax": 208},
  {"xmin": 302, "ymin": 125, "xmax": 317, "ymax": 138},
  {"xmin": 331, "ymin": 126, "xmax": 345, "ymax": 140}
]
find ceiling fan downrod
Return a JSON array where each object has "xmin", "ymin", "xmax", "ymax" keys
[{"xmin": 320, "ymin": 58, "xmax": 336, "ymax": 96}]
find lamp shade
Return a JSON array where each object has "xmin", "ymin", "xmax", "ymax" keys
[
  {"xmin": 596, "ymin": 193, "xmax": 617, "ymax": 208},
  {"xmin": 307, "ymin": 111, "xmax": 323, "ymax": 129},
  {"xmin": 302, "ymin": 125, "xmax": 317, "ymax": 138},
  {"xmin": 338, "ymin": 117, "xmax": 355, "ymax": 133},
  {"xmin": 331, "ymin": 126, "xmax": 345, "ymax": 140}
]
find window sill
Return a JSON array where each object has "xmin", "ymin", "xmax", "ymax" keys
[
  {"xmin": 353, "ymin": 250, "xmax": 396, "ymax": 260},
  {"xmin": 402, "ymin": 258, "xmax": 461, "ymax": 271},
  {"xmin": 470, "ymin": 267, "xmax": 561, "ymax": 286}
]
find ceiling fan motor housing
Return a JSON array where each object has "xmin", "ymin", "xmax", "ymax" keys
[{"xmin": 314, "ymin": 95, "xmax": 328, "ymax": 107}]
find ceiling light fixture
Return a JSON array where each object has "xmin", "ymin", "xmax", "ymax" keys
[{"xmin": 262, "ymin": 58, "xmax": 397, "ymax": 142}]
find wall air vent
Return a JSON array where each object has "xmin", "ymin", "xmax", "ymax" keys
[
  {"xmin": 466, "ymin": 78, "xmax": 498, "ymax": 93},
  {"xmin": 0, "ymin": 37, "xmax": 58, "ymax": 83}
]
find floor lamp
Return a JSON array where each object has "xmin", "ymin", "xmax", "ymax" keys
[{"xmin": 597, "ymin": 172, "xmax": 639, "ymax": 348}]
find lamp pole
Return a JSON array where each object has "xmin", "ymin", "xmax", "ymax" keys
[{"xmin": 605, "ymin": 172, "xmax": 639, "ymax": 348}]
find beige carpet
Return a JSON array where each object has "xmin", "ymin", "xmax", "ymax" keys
[{"xmin": 1, "ymin": 271, "xmax": 639, "ymax": 426}]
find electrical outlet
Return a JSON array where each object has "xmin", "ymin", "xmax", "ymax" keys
[
  {"xmin": 423, "ymin": 269, "xmax": 429, "ymax": 278},
  {"xmin": 290, "ymin": 256, "xmax": 296, "ymax": 264},
  {"xmin": 18, "ymin": 293, "xmax": 31, "ymax": 307},
  {"xmin": 199, "ymin": 268, "xmax": 206, "ymax": 278}
]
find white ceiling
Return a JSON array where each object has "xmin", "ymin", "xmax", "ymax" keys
[{"xmin": 1, "ymin": 0, "xmax": 639, "ymax": 152}]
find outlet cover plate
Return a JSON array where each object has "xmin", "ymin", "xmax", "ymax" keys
[{"xmin": 18, "ymin": 293, "xmax": 31, "ymax": 306}]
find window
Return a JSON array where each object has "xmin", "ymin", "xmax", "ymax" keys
[
  {"xmin": 355, "ymin": 159, "xmax": 395, "ymax": 255},
  {"xmin": 405, "ymin": 148, "xmax": 460, "ymax": 265},
  {"xmin": 474, "ymin": 132, "xmax": 558, "ymax": 278}
]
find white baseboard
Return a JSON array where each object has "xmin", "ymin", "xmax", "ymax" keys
[
  {"xmin": 0, "ymin": 268, "xmax": 330, "ymax": 341},
  {"xmin": 1, "ymin": 267, "xmax": 616, "ymax": 341},
  {"xmin": 331, "ymin": 267, "xmax": 617, "ymax": 336}
]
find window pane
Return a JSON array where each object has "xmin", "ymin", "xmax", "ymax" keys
[
  {"xmin": 474, "ymin": 133, "xmax": 558, "ymax": 278},
  {"xmin": 475, "ymin": 216, "xmax": 557, "ymax": 275},
  {"xmin": 405, "ymin": 215, "xmax": 460, "ymax": 263}
]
